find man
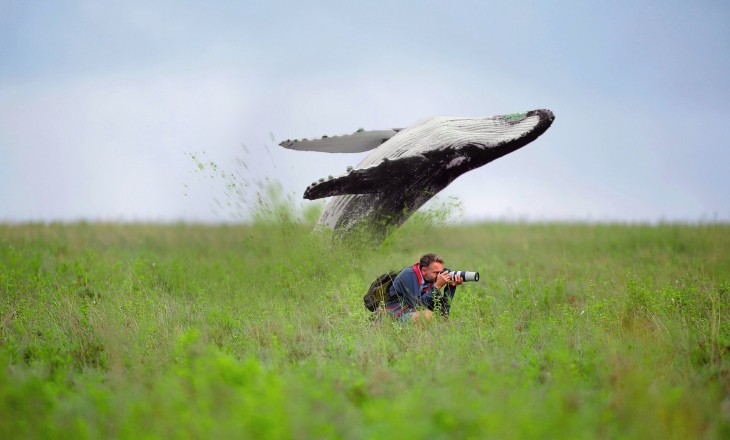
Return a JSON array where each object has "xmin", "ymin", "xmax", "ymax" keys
[{"xmin": 383, "ymin": 253, "xmax": 463, "ymax": 323}]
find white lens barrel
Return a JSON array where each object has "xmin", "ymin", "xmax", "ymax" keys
[
  {"xmin": 462, "ymin": 271, "xmax": 479, "ymax": 282},
  {"xmin": 447, "ymin": 270, "xmax": 480, "ymax": 282}
]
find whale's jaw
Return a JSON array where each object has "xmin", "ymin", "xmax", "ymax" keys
[{"xmin": 301, "ymin": 109, "xmax": 555, "ymax": 238}]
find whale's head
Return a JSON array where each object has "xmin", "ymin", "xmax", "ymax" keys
[{"xmin": 382, "ymin": 109, "xmax": 554, "ymax": 173}]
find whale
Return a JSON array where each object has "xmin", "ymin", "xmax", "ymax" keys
[{"xmin": 280, "ymin": 109, "xmax": 555, "ymax": 237}]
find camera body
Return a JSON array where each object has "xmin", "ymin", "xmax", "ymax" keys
[{"xmin": 442, "ymin": 269, "xmax": 480, "ymax": 282}]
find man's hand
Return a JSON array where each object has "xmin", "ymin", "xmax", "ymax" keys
[
  {"xmin": 435, "ymin": 271, "xmax": 464, "ymax": 289},
  {"xmin": 435, "ymin": 271, "xmax": 451, "ymax": 289},
  {"xmin": 449, "ymin": 273, "xmax": 463, "ymax": 287}
]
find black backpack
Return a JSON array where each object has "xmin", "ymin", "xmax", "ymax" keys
[{"xmin": 363, "ymin": 271, "xmax": 398, "ymax": 311}]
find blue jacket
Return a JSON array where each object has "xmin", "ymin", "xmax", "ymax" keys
[{"xmin": 384, "ymin": 263, "xmax": 457, "ymax": 317}]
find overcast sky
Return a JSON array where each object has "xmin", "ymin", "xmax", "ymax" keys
[{"xmin": 1, "ymin": 1, "xmax": 728, "ymax": 224}]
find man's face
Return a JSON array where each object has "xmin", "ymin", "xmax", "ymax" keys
[{"xmin": 421, "ymin": 262, "xmax": 444, "ymax": 283}]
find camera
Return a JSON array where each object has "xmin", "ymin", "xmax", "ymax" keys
[{"xmin": 442, "ymin": 269, "xmax": 479, "ymax": 282}]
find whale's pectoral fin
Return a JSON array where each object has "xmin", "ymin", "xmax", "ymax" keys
[
  {"xmin": 304, "ymin": 156, "xmax": 426, "ymax": 200},
  {"xmin": 279, "ymin": 129, "xmax": 401, "ymax": 153}
]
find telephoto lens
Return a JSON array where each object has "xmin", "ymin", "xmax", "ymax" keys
[{"xmin": 444, "ymin": 270, "xmax": 479, "ymax": 282}]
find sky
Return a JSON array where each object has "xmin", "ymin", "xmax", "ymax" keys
[{"xmin": 1, "ymin": 0, "xmax": 728, "ymax": 224}]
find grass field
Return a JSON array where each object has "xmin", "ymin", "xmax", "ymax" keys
[{"xmin": 1, "ymin": 213, "xmax": 729, "ymax": 438}]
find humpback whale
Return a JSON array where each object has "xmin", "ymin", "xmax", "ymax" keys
[{"xmin": 280, "ymin": 109, "xmax": 555, "ymax": 237}]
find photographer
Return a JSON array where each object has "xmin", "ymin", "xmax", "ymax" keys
[{"xmin": 382, "ymin": 253, "xmax": 463, "ymax": 323}]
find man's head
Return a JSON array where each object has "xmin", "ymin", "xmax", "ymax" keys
[{"xmin": 419, "ymin": 253, "xmax": 444, "ymax": 283}]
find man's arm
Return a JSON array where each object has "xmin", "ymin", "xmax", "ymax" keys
[
  {"xmin": 426, "ymin": 273, "xmax": 461, "ymax": 315},
  {"xmin": 391, "ymin": 268, "xmax": 427, "ymax": 309},
  {"xmin": 420, "ymin": 284, "xmax": 455, "ymax": 313}
]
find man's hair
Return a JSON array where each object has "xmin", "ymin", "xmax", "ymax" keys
[{"xmin": 419, "ymin": 253, "xmax": 444, "ymax": 269}]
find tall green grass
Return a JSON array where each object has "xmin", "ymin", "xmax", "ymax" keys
[{"xmin": 1, "ymin": 215, "xmax": 729, "ymax": 438}]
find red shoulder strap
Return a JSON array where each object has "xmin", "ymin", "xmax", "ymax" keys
[{"xmin": 412, "ymin": 263, "xmax": 423, "ymax": 285}]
